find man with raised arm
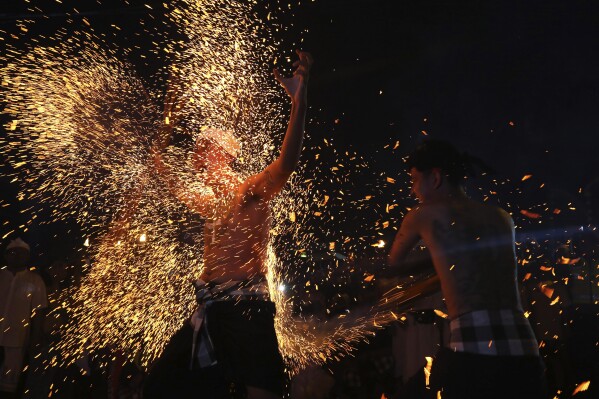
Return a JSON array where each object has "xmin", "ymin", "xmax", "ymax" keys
[
  {"xmin": 388, "ymin": 140, "xmax": 546, "ymax": 399},
  {"xmin": 148, "ymin": 50, "xmax": 312, "ymax": 399}
]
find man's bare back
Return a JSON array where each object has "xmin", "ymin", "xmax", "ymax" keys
[{"xmin": 405, "ymin": 197, "xmax": 521, "ymax": 319}]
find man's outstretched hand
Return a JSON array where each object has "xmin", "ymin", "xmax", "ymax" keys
[{"xmin": 274, "ymin": 50, "xmax": 313, "ymax": 105}]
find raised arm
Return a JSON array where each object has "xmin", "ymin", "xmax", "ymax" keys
[
  {"xmin": 245, "ymin": 50, "xmax": 313, "ymax": 200},
  {"xmin": 152, "ymin": 74, "xmax": 216, "ymax": 217},
  {"xmin": 104, "ymin": 79, "xmax": 183, "ymax": 242},
  {"xmin": 388, "ymin": 209, "xmax": 424, "ymax": 272},
  {"xmin": 157, "ymin": 70, "xmax": 186, "ymax": 149},
  {"xmin": 153, "ymin": 154, "xmax": 216, "ymax": 217}
]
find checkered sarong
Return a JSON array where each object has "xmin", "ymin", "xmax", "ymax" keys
[{"xmin": 449, "ymin": 309, "xmax": 539, "ymax": 356}]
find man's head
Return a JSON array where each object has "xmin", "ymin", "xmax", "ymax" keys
[
  {"xmin": 192, "ymin": 127, "xmax": 240, "ymax": 172},
  {"xmin": 406, "ymin": 139, "xmax": 467, "ymax": 202},
  {"xmin": 4, "ymin": 237, "xmax": 31, "ymax": 269}
]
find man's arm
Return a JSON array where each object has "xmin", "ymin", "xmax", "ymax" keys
[
  {"xmin": 388, "ymin": 209, "xmax": 426, "ymax": 273},
  {"xmin": 152, "ymin": 74, "xmax": 216, "ymax": 217},
  {"xmin": 104, "ymin": 73, "xmax": 210, "ymax": 243},
  {"xmin": 153, "ymin": 153, "xmax": 216, "ymax": 217},
  {"xmin": 244, "ymin": 50, "xmax": 313, "ymax": 201}
]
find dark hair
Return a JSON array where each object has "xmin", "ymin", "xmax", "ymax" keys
[{"xmin": 406, "ymin": 139, "xmax": 494, "ymax": 185}]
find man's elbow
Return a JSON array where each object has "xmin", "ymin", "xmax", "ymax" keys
[{"xmin": 270, "ymin": 163, "xmax": 294, "ymax": 186}]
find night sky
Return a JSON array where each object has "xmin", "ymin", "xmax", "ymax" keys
[
  {"xmin": 1, "ymin": 0, "xmax": 599, "ymax": 262},
  {"xmin": 295, "ymin": 0, "xmax": 599, "ymax": 190}
]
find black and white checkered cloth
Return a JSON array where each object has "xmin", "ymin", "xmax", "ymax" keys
[{"xmin": 449, "ymin": 309, "xmax": 539, "ymax": 356}]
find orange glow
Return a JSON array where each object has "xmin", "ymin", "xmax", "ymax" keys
[
  {"xmin": 520, "ymin": 209, "xmax": 541, "ymax": 219},
  {"xmin": 424, "ymin": 356, "xmax": 433, "ymax": 386},
  {"xmin": 540, "ymin": 284, "xmax": 555, "ymax": 299},
  {"xmin": 572, "ymin": 381, "xmax": 590, "ymax": 395}
]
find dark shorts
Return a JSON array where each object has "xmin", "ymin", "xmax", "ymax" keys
[
  {"xmin": 144, "ymin": 324, "xmax": 230, "ymax": 399},
  {"xmin": 144, "ymin": 300, "xmax": 284, "ymax": 398},
  {"xmin": 430, "ymin": 348, "xmax": 548, "ymax": 399},
  {"xmin": 206, "ymin": 300, "xmax": 285, "ymax": 396}
]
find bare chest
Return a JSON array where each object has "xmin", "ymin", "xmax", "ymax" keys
[{"xmin": 204, "ymin": 198, "xmax": 271, "ymax": 251}]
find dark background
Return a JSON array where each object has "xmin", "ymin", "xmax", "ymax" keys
[{"xmin": 1, "ymin": 0, "xmax": 599, "ymax": 264}]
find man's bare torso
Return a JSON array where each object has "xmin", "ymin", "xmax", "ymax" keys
[
  {"xmin": 416, "ymin": 198, "xmax": 522, "ymax": 319},
  {"xmin": 201, "ymin": 185, "xmax": 272, "ymax": 284}
]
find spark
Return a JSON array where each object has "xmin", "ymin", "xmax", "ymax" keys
[{"xmin": 572, "ymin": 381, "xmax": 590, "ymax": 395}]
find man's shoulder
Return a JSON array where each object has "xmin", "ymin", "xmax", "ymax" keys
[
  {"xmin": 476, "ymin": 201, "xmax": 512, "ymax": 221},
  {"xmin": 19, "ymin": 269, "xmax": 46, "ymax": 286},
  {"xmin": 401, "ymin": 204, "xmax": 442, "ymax": 231},
  {"xmin": 237, "ymin": 177, "xmax": 272, "ymax": 207},
  {"xmin": 440, "ymin": 198, "xmax": 508, "ymax": 216},
  {"xmin": 414, "ymin": 200, "xmax": 510, "ymax": 223},
  {"xmin": 0, "ymin": 268, "xmax": 12, "ymax": 283},
  {"xmin": 401, "ymin": 204, "xmax": 440, "ymax": 228},
  {"xmin": 410, "ymin": 202, "xmax": 450, "ymax": 218}
]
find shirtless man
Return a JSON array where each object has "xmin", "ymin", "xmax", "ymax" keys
[
  {"xmin": 388, "ymin": 140, "xmax": 546, "ymax": 399},
  {"xmin": 148, "ymin": 50, "xmax": 312, "ymax": 399}
]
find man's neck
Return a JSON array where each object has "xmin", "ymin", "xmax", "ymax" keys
[
  {"xmin": 425, "ymin": 186, "xmax": 467, "ymax": 204},
  {"xmin": 436, "ymin": 186, "xmax": 468, "ymax": 202},
  {"xmin": 7, "ymin": 265, "xmax": 27, "ymax": 274}
]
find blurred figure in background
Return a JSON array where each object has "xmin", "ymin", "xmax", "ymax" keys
[{"xmin": 0, "ymin": 238, "xmax": 47, "ymax": 399}]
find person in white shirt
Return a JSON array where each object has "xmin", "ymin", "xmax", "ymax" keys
[{"xmin": 0, "ymin": 238, "xmax": 48, "ymax": 397}]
